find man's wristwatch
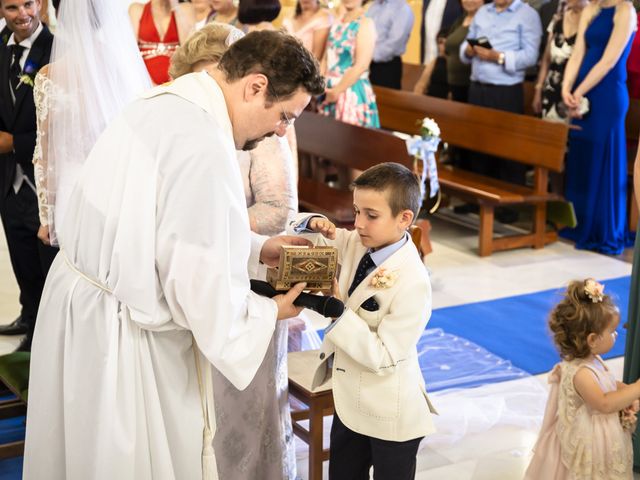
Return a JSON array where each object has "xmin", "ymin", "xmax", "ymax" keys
[{"xmin": 497, "ymin": 52, "xmax": 505, "ymax": 65}]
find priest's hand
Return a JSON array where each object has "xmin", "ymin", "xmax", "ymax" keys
[
  {"xmin": 273, "ymin": 282, "xmax": 306, "ymax": 320},
  {"xmin": 260, "ymin": 235, "xmax": 313, "ymax": 267},
  {"xmin": 331, "ymin": 278, "xmax": 342, "ymax": 302}
]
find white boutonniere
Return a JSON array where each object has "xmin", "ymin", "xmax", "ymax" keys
[
  {"xmin": 17, "ymin": 74, "xmax": 34, "ymax": 89},
  {"xmin": 370, "ymin": 268, "xmax": 398, "ymax": 289}
]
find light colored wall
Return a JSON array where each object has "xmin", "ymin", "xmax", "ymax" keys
[
  {"xmin": 124, "ymin": 0, "xmax": 424, "ymax": 64},
  {"xmin": 277, "ymin": 0, "xmax": 423, "ymax": 64}
]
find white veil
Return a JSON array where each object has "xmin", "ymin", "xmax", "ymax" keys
[{"xmin": 45, "ymin": 0, "xmax": 151, "ymax": 245}]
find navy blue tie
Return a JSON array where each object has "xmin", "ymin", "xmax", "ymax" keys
[
  {"xmin": 348, "ymin": 253, "xmax": 375, "ymax": 296},
  {"xmin": 9, "ymin": 45, "xmax": 24, "ymax": 102}
]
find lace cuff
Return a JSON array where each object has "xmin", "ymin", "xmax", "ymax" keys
[{"xmin": 33, "ymin": 71, "xmax": 52, "ymax": 227}]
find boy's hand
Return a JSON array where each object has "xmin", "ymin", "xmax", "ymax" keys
[{"xmin": 309, "ymin": 217, "xmax": 336, "ymax": 239}]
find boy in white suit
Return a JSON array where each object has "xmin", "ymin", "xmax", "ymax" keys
[{"xmin": 289, "ymin": 162, "xmax": 436, "ymax": 480}]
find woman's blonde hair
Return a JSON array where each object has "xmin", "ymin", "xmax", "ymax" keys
[
  {"xmin": 169, "ymin": 22, "xmax": 244, "ymax": 79},
  {"xmin": 548, "ymin": 279, "xmax": 619, "ymax": 360}
]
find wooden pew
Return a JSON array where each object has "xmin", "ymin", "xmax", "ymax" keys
[
  {"xmin": 295, "ymin": 111, "xmax": 414, "ymax": 225},
  {"xmin": 373, "ymin": 86, "xmax": 569, "ymax": 256},
  {"xmin": 401, "ymin": 62, "xmax": 424, "ymax": 92}
]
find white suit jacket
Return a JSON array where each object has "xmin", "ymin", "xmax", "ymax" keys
[{"xmin": 289, "ymin": 214, "xmax": 437, "ymax": 442}]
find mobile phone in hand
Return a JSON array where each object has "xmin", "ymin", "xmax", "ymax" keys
[{"xmin": 468, "ymin": 37, "xmax": 493, "ymax": 49}]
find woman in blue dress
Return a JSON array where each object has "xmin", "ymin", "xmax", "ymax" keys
[{"xmin": 561, "ymin": 0, "xmax": 637, "ymax": 254}]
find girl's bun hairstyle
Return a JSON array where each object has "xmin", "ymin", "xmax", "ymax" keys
[{"xmin": 548, "ymin": 279, "xmax": 618, "ymax": 360}]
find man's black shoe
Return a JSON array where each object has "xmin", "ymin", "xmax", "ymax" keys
[
  {"xmin": 453, "ymin": 203, "xmax": 479, "ymax": 215},
  {"xmin": 496, "ymin": 208, "xmax": 519, "ymax": 225},
  {"xmin": 0, "ymin": 317, "xmax": 29, "ymax": 336},
  {"xmin": 14, "ymin": 335, "xmax": 31, "ymax": 352}
]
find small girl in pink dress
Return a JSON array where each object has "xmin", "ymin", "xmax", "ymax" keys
[{"xmin": 525, "ymin": 279, "xmax": 640, "ymax": 480}]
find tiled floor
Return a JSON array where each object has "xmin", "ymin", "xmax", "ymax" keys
[{"xmin": 0, "ymin": 215, "xmax": 638, "ymax": 479}]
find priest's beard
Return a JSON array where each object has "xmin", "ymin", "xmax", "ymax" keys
[{"xmin": 241, "ymin": 132, "xmax": 275, "ymax": 151}]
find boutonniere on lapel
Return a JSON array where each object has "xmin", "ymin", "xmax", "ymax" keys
[
  {"xmin": 17, "ymin": 60, "xmax": 38, "ymax": 89},
  {"xmin": 369, "ymin": 267, "xmax": 398, "ymax": 289}
]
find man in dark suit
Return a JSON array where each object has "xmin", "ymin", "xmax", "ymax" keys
[{"xmin": 0, "ymin": 0, "xmax": 56, "ymax": 351}]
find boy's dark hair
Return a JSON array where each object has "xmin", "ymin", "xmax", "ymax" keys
[
  {"xmin": 352, "ymin": 162, "xmax": 422, "ymax": 219},
  {"xmin": 238, "ymin": 0, "xmax": 281, "ymax": 25},
  {"xmin": 218, "ymin": 30, "xmax": 325, "ymax": 102}
]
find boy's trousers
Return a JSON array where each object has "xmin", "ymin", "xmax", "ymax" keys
[{"xmin": 328, "ymin": 413, "xmax": 424, "ymax": 480}]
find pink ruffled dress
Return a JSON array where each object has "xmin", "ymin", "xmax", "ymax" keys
[{"xmin": 524, "ymin": 356, "xmax": 633, "ymax": 480}]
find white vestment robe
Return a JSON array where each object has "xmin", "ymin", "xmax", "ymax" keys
[{"xmin": 23, "ymin": 72, "xmax": 278, "ymax": 480}]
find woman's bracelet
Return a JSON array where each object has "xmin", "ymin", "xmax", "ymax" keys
[{"xmin": 534, "ymin": 83, "xmax": 543, "ymax": 90}]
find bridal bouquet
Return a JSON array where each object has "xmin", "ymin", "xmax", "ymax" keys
[{"xmin": 407, "ymin": 117, "xmax": 441, "ymax": 207}]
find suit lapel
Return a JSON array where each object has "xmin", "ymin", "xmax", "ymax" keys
[
  {"xmin": 0, "ymin": 45, "xmax": 12, "ymax": 128},
  {"xmin": 11, "ymin": 25, "xmax": 52, "ymax": 125},
  {"xmin": 345, "ymin": 241, "xmax": 415, "ymax": 311}
]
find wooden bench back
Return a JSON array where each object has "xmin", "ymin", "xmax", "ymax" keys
[
  {"xmin": 374, "ymin": 86, "xmax": 569, "ymax": 173},
  {"xmin": 295, "ymin": 111, "xmax": 413, "ymax": 170},
  {"xmin": 401, "ymin": 63, "xmax": 424, "ymax": 92}
]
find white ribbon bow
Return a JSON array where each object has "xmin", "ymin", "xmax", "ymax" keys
[{"xmin": 407, "ymin": 135, "xmax": 440, "ymax": 199}]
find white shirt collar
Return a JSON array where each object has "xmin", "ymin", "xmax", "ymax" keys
[
  {"xmin": 7, "ymin": 21, "xmax": 43, "ymax": 48},
  {"xmin": 140, "ymin": 71, "xmax": 234, "ymax": 143},
  {"xmin": 369, "ymin": 231, "xmax": 409, "ymax": 267}
]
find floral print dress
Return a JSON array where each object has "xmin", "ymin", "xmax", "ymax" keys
[
  {"xmin": 541, "ymin": 13, "xmax": 577, "ymax": 121},
  {"xmin": 321, "ymin": 15, "xmax": 380, "ymax": 128}
]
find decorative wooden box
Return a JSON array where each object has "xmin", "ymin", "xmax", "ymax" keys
[{"xmin": 267, "ymin": 246, "xmax": 338, "ymax": 291}]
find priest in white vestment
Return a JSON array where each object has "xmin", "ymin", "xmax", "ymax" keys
[{"xmin": 23, "ymin": 31, "xmax": 325, "ymax": 480}]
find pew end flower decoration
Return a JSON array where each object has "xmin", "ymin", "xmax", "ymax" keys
[
  {"xmin": 370, "ymin": 267, "xmax": 398, "ymax": 289},
  {"xmin": 420, "ymin": 117, "xmax": 441, "ymax": 139},
  {"xmin": 407, "ymin": 116, "xmax": 441, "ymax": 213}
]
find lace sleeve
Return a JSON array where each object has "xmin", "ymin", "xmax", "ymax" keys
[
  {"xmin": 32, "ymin": 70, "xmax": 53, "ymax": 227},
  {"xmin": 247, "ymin": 135, "xmax": 298, "ymax": 235}
]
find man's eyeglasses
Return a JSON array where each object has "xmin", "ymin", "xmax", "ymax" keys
[{"xmin": 268, "ymin": 85, "xmax": 295, "ymax": 128}]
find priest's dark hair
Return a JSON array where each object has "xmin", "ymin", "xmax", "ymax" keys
[
  {"xmin": 352, "ymin": 163, "xmax": 422, "ymax": 219},
  {"xmin": 218, "ymin": 29, "xmax": 324, "ymax": 102},
  {"xmin": 238, "ymin": 0, "xmax": 281, "ymax": 25}
]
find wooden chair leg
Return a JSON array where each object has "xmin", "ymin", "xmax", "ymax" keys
[
  {"xmin": 308, "ymin": 401, "xmax": 325, "ymax": 480},
  {"xmin": 533, "ymin": 202, "xmax": 546, "ymax": 249},
  {"xmin": 0, "ymin": 440, "xmax": 24, "ymax": 459},
  {"xmin": 479, "ymin": 205, "xmax": 494, "ymax": 257},
  {"xmin": 415, "ymin": 219, "xmax": 433, "ymax": 256}
]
